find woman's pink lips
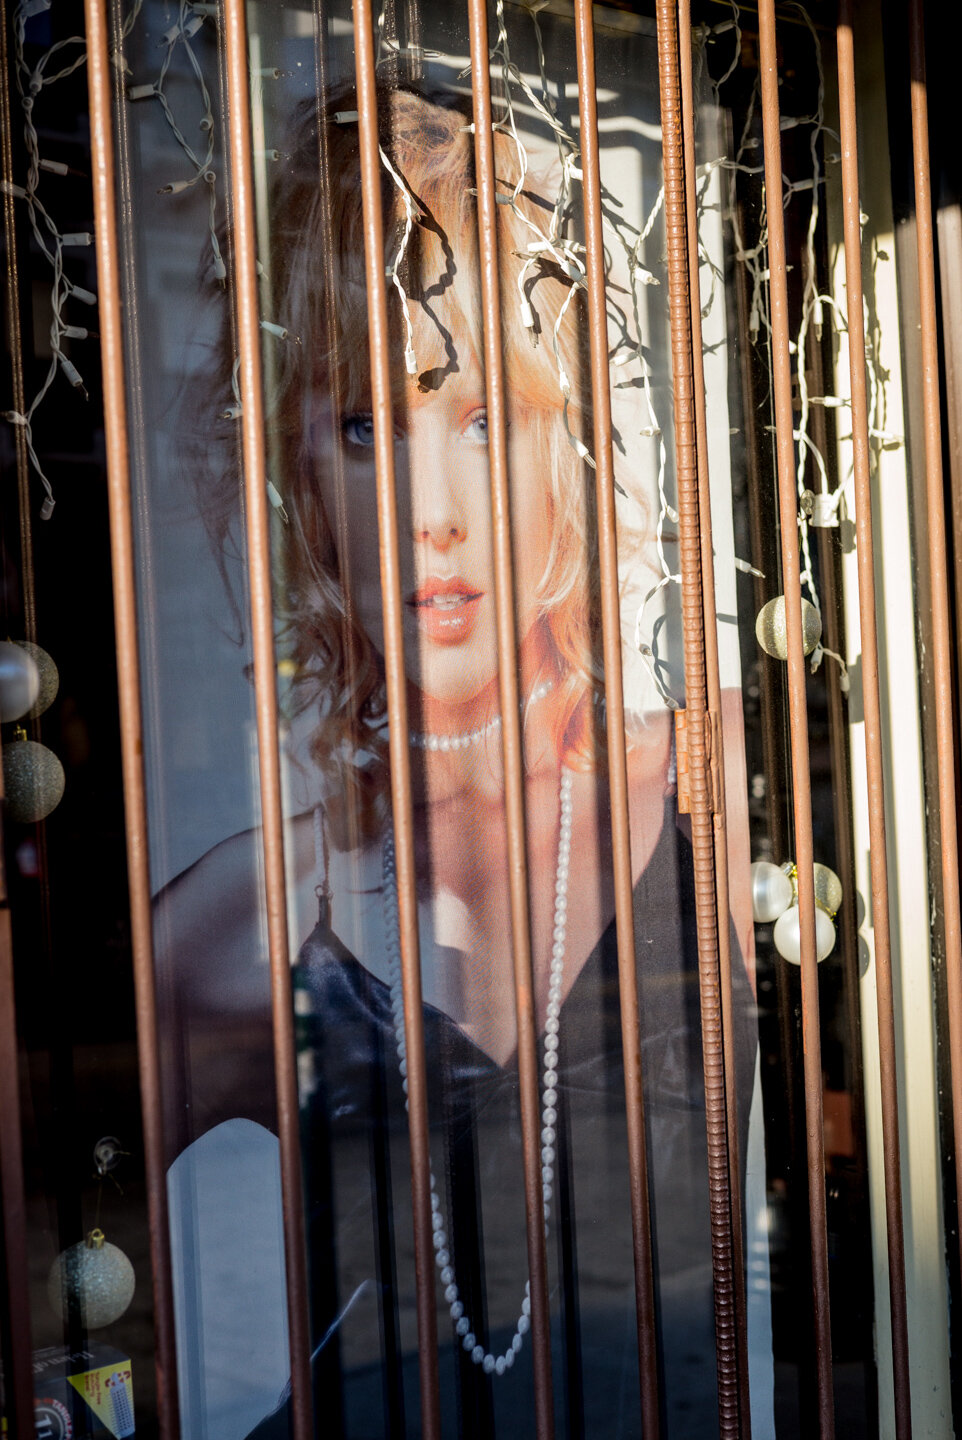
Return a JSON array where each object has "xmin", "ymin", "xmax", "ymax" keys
[{"xmin": 407, "ymin": 578, "xmax": 484, "ymax": 645}]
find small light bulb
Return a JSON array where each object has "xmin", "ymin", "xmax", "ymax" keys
[
  {"xmin": 773, "ymin": 904, "xmax": 836, "ymax": 964},
  {"xmin": 751, "ymin": 861, "xmax": 795, "ymax": 924}
]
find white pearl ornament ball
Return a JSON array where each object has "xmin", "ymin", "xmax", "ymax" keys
[
  {"xmin": 750, "ymin": 861, "xmax": 795, "ymax": 924},
  {"xmin": 772, "ymin": 904, "xmax": 837, "ymax": 965},
  {"xmin": 47, "ymin": 1229, "xmax": 136, "ymax": 1329}
]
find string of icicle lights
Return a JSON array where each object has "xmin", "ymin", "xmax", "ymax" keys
[
  {"xmin": 358, "ymin": 0, "xmax": 694, "ymax": 705},
  {"xmin": 2, "ymin": 0, "xmax": 142, "ymax": 518},
  {"xmin": 705, "ymin": 0, "xmax": 898, "ymax": 692},
  {"xmin": 360, "ymin": 0, "xmax": 878, "ymax": 708},
  {"xmin": 363, "ymin": 0, "xmax": 896, "ymax": 706},
  {"xmin": 125, "ymin": 0, "xmax": 292, "ymax": 518}
]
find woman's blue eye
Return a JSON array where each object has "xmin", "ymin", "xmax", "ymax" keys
[
  {"xmin": 464, "ymin": 411, "xmax": 488, "ymax": 444},
  {"xmin": 342, "ymin": 414, "xmax": 376, "ymax": 447}
]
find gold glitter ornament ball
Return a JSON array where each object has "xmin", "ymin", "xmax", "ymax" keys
[
  {"xmin": 47, "ymin": 1229, "xmax": 136, "ymax": 1329},
  {"xmin": 755, "ymin": 595, "xmax": 822, "ymax": 660},
  {"xmin": 2, "ymin": 737, "xmax": 65, "ymax": 823},
  {"xmin": 15, "ymin": 640, "xmax": 60, "ymax": 717},
  {"xmin": 813, "ymin": 862, "xmax": 843, "ymax": 917}
]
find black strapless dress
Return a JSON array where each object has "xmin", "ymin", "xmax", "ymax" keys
[{"xmin": 248, "ymin": 801, "xmax": 757, "ymax": 1439}]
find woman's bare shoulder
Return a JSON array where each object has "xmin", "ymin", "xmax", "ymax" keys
[{"xmin": 153, "ymin": 813, "xmax": 316, "ymax": 1012}]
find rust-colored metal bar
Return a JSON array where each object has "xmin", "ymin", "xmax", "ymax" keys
[
  {"xmin": 652, "ymin": 4, "xmax": 741, "ymax": 1436},
  {"xmin": 572, "ymin": 2, "xmax": 660, "ymax": 1432},
  {"xmin": 0, "ymin": 892, "xmax": 33, "ymax": 1440},
  {"xmin": 83, "ymin": 3, "xmax": 181, "ymax": 1433},
  {"xmin": 909, "ymin": 0, "xmax": 962, "ymax": 1293},
  {"xmin": 677, "ymin": 6, "xmax": 751, "ymax": 1432},
  {"xmin": 221, "ymin": 6, "xmax": 313, "ymax": 1438},
  {"xmin": 755, "ymin": 1, "xmax": 834, "ymax": 1433},
  {"xmin": 0, "ymin": 4, "xmax": 37, "ymax": 1417},
  {"xmin": 0, "ymin": 0, "xmax": 36, "ymax": 645},
  {"xmin": 351, "ymin": 3, "xmax": 442, "ymax": 1435},
  {"xmin": 835, "ymin": 9, "xmax": 912, "ymax": 1435},
  {"xmin": 464, "ymin": 1, "xmax": 554, "ymax": 1431}
]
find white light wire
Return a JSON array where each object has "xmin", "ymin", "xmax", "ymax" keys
[{"xmin": 3, "ymin": 0, "xmax": 142, "ymax": 516}]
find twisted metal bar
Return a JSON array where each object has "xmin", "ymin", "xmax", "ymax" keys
[
  {"xmin": 653, "ymin": 3, "xmax": 740, "ymax": 1435},
  {"xmin": 676, "ymin": 4, "xmax": 751, "ymax": 1432}
]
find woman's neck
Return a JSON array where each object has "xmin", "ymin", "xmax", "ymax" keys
[{"xmin": 411, "ymin": 688, "xmax": 562, "ymax": 810}]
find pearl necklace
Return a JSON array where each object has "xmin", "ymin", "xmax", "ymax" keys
[
  {"xmin": 381, "ymin": 765, "xmax": 573, "ymax": 1375},
  {"xmin": 409, "ymin": 678, "xmax": 554, "ymax": 752}
]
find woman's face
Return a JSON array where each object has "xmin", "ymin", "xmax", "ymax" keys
[{"xmin": 313, "ymin": 360, "xmax": 554, "ymax": 719}]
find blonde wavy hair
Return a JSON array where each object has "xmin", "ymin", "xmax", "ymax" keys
[{"xmin": 201, "ymin": 83, "xmax": 648, "ymax": 843}]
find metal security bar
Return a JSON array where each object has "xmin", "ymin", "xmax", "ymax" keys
[
  {"xmin": 755, "ymin": 1, "xmax": 834, "ymax": 1431},
  {"xmin": 910, "ymin": 0, "xmax": 962, "ymax": 1306},
  {"xmin": 221, "ymin": 2, "xmax": 316, "ymax": 1436},
  {"xmin": 0, "ymin": 0, "xmax": 957, "ymax": 1436},
  {"xmin": 351, "ymin": 0, "xmax": 443, "ymax": 1432},
  {"xmin": 462, "ymin": 0, "xmax": 557, "ymax": 1430},
  {"xmin": 572, "ymin": 1, "xmax": 661, "ymax": 1432},
  {"xmin": 654, "ymin": 2, "xmax": 746, "ymax": 1434},
  {"xmin": 83, "ymin": 1, "xmax": 182, "ymax": 1433},
  {"xmin": 835, "ymin": 6, "xmax": 911, "ymax": 1432}
]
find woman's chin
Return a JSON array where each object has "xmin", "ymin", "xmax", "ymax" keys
[{"xmin": 407, "ymin": 668, "xmax": 500, "ymax": 721}]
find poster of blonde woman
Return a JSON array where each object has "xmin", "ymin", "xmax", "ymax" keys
[{"xmin": 115, "ymin": 1, "xmax": 772, "ymax": 1435}]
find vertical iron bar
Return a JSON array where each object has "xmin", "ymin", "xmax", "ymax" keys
[
  {"xmin": 221, "ymin": 5, "xmax": 314, "ymax": 1438},
  {"xmin": 0, "ymin": 895, "xmax": 33, "ymax": 1440},
  {"xmin": 0, "ymin": 0, "xmax": 36, "ymax": 645},
  {"xmin": 755, "ymin": 1, "xmax": 835, "ymax": 1433},
  {"xmin": 835, "ymin": 9, "xmax": 912, "ymax": 1435},
  {"xmin": 908, "ymin": 0, "xmax": 962, "ymax": 1292},
  {"xmin": 652, "ymin": 3, "xmax": 741, "ymax": 1436},
  {"xmin": 676, "ymin": 6, "xmax": 751, "ymax": 1432},
  {"xmin": 350, "ymin": 2, "xmax": 443, "ymax": 1435},
  {"xmin": 0, "ymin": 5, "xmax": 37, "ymax": 1421},
  {"xmin": 83, "ymin": 2, "xmax": 181, "ymax": 1433},
  {"xmin": 572, "ymin": 2, "xmax": 661, "ymax": 1432},
  {"xmin": 464, "ymin": 1, "xmax": 554, "ymax": 1431}
]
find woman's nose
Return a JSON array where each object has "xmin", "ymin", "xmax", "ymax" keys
[{"xmin": 407, "ymin": 427, "xmax": 465, "ymax": 550}]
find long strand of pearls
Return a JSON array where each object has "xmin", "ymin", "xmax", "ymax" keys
[
  {"xmin": 381, "ymin": 764, "xmax": 573, "ymax": 1374},
  {"xmin": 409, "ymin": 678, "xmax": 554, "ymax": 752}
]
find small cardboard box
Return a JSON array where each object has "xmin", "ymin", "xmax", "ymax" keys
[{"xmin": 2, "ymin": 1344, "xmax": 134, "ymax": 1438}]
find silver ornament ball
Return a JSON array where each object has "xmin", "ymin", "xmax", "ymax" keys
[
  {"xmin": 750, "ymin": 861, "xmax": 795, "ymax": 924},
  {"xmin": 15, "ymin": 640, "xmax": 59, "ymax": 718},
  {"xmin": 47, "ymin": 1229, "xmax": 136, "ymax": 1329},
  {"xmin": 3, "ymin": 737, "xmax": 65, "ymax": 823},
  {"xmin": 755, "ymin": 595, "xmax": 822, "ymax": 660},
  {"xmin": 0, "ymin": 641, "xmax": 39, "ymax": 723}
]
